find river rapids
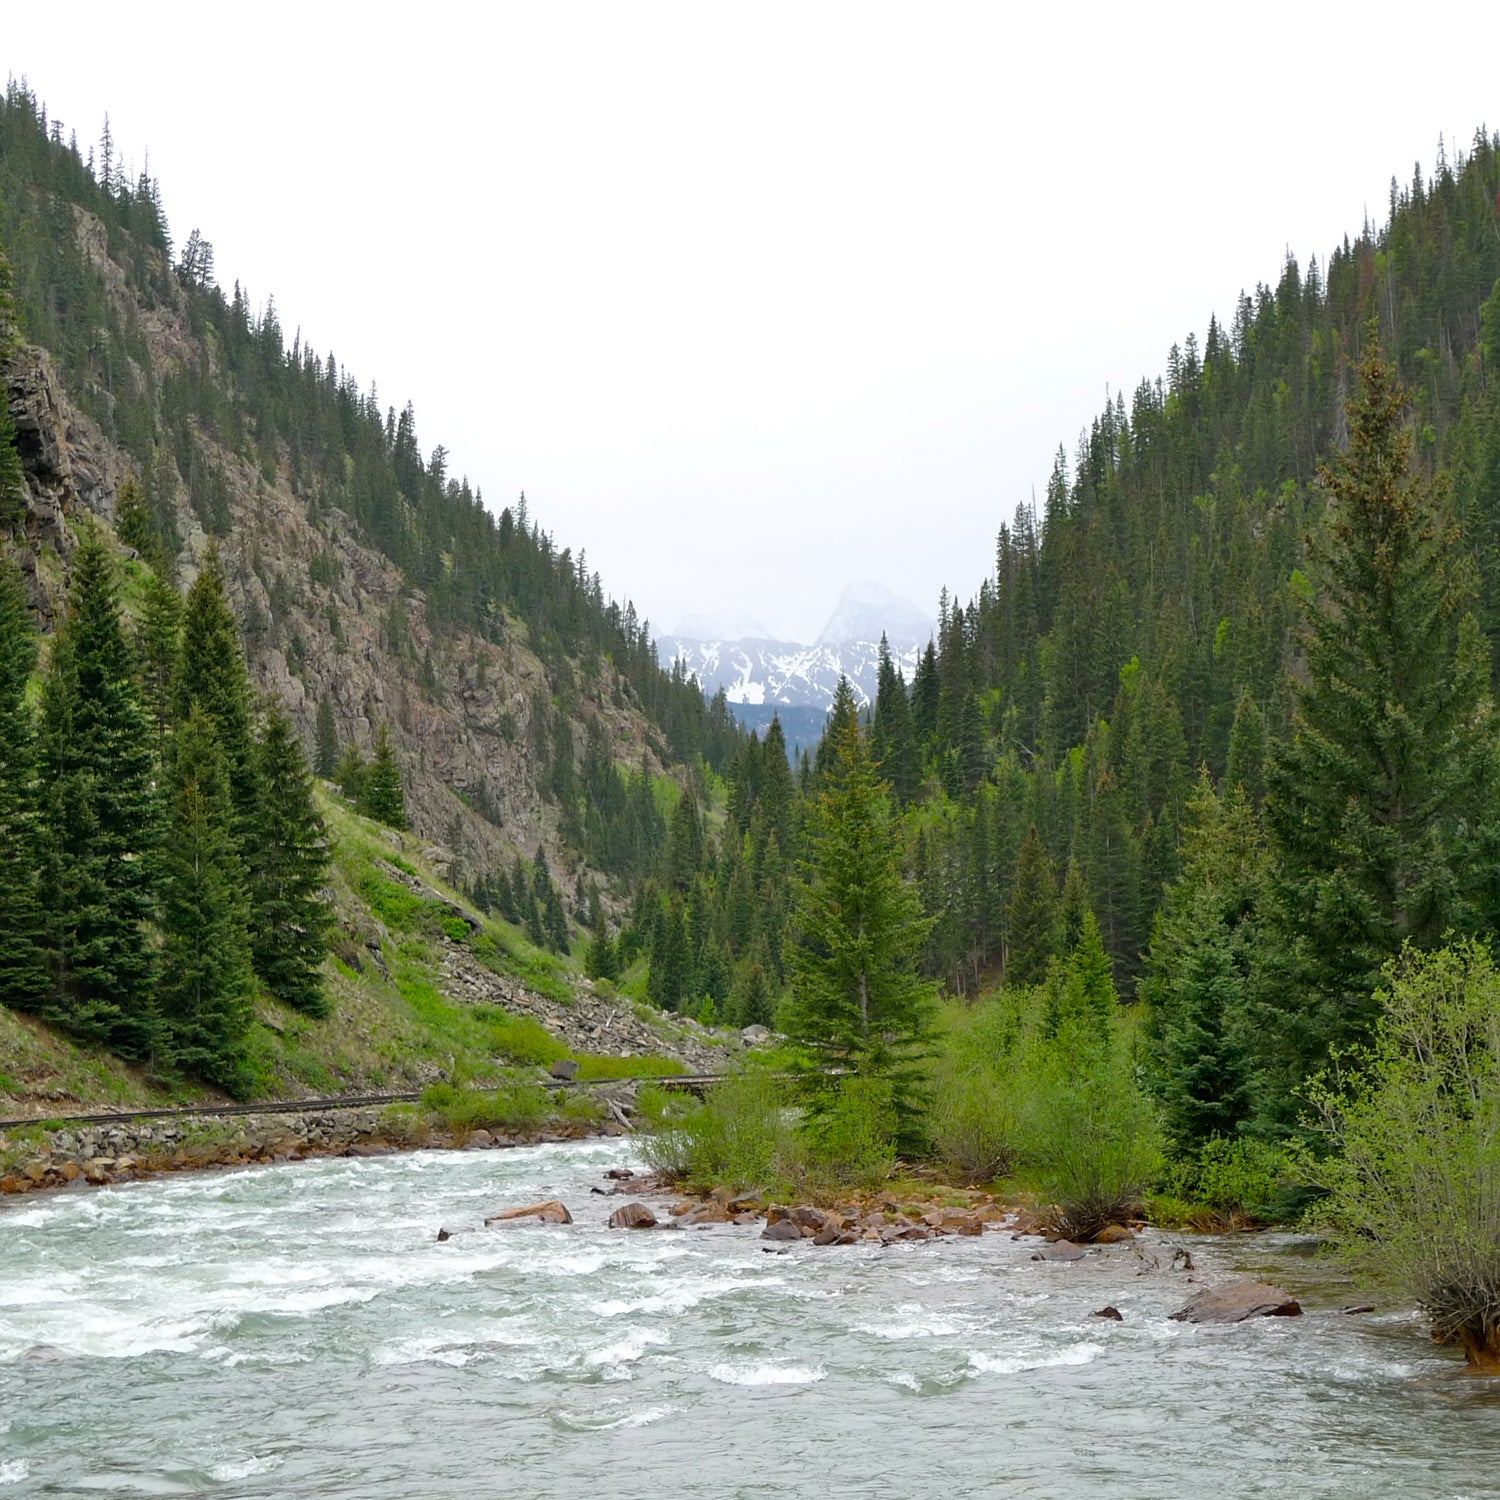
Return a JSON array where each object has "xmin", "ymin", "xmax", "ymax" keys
[{"xmin": 2, "ymin": 1139, "xmax": 1499, "ymax": 1497}]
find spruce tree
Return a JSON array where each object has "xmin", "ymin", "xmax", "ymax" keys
[
  {"xmin": 176, "ymin": 546, "xmax": 258, "ymax": 840},
  {"xmin": 39, "ymin": 528, "xmax": 161, "ymax": 1054},
  {"xmin": 786, "ymin": 705, "xmax": 935, "ymax": 1149},
  {"xmin": 1224, "ymin": 690, "xmax": 1267, "ymax": 805},
  {"xmin": 362, "ymin": 723, "xmax": 406, "ymax": 829},
  {"xmin": 1005, "ymin": 826, "xmax": 1059, "ymax": 988},
  {"xmin": 0, "ymin": 553, "xmax": 47, "ymax": 1009},
  {"xmin": 314, "ymin": 691, "xmax": 339, "ymax": 778},
  {"xmin": 248, "ymin": 702, "xmax": 331, "ymax": 1016},
  {"xmin": 135, "ymin": 571, "xmax": 182, "ymax": 740},
  {"xmin": 1267, "ymin": 336, "xmax": 1500, "ymax": 1077},
  {"xmin": 157, "ymin": 707, "xmax": 256, "ymax": 1092},
  {"xmin": 1141, "ymin": 773, "xmax": 1268, "ymax": 1144}
]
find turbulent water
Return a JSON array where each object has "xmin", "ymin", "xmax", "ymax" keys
[{"xmin": 3, "ymin": 1141, "xmax": 1499, "ymax": 1498}]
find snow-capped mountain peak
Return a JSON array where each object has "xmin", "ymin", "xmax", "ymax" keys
[{"xmin": 658, "ymin": 582, "xmax": 933, "ymax": 720}]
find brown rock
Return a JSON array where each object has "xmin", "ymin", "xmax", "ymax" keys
[
  {"xmin": 59, "ymin": 1162, "xmax": 80, "ymax": 1182},
  {"xmin": 605, "ymin": 1167, "xmax": 635, "ymax": 1181},
  {"xmin": 1093, "ymin": 1223, "xmax": 1135, "ymax": 1244},
  {"xmin": 1030, "ymin": 1241, "xmax": 1089, "ymax": 1262},
  {"xmin": 1092, "ymin": 1306, "xmax": 1125, "ymax": 1321},
  {"xmin": 727, "ymin": 1190, "xmax": 765, "ymax": 1211},
  {"xmin": 609, "ymin": 1202, "xmax": 658, "ymax": 1230},
  {"xmin": 436, "ymin": 1226, "xmax": 474, "ymax": 1242},
  {"xmin": 0, "ymin": 1175, "xmax": 22, "ymax": 1195},
  {"xmin": 761, "ymin": 1218, "xmax": 803, "ymax": 1242},
  {"xmin": 1169, "ymin": 1280, "xmax": 1303, "ymax": 1324},
  {"xmin": 1342, "ymin": 1304, "xmax": 1376, "ymax": 1316},
  {"xmin": 485, "ymin": 1199, "xmax": 573, "ymax": 1226},
  {"xmin": 790, "ymin": 1206, "xmax": 829, "ymax": 1231},
  {"xmin": 674, "ymin": 1202, "xmax": 732, "ymax": 1226}
]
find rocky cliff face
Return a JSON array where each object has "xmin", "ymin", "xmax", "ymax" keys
[{"xmin": 1, "ymin": 204, "xmax": 666, "ymax": 893}]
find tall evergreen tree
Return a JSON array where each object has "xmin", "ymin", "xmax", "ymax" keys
[
  {"xmin": 135, "ymin": 571, "xmax": 182, "ymax": 740},
  {"xmin": 362, "ymin": 722, "xmax": 406, "ymax": 829},
  {"xmin": 157, "ymin": 707, "xmax": 256, "ymax": 1092},
  {"xmin": 175, "ymin": 546, "xmax": 258, "ymax": 839},
  {"xmin": 785, "ymin": 704, "xmax": 935, "ymax": 1149},
  {"xmin": 314, "ymin": 691, "xmax": 339, "ymax": 779},
  {"xmin": 248, "ymin": 701, "xmax": 331, "ymax": 1015},
  {"xmin": 1267, "ymin": 336, "xmax": 1500, "ymax": 1077},
  {"xmin": 1005, "ymin": 825, "xmax": 1059, "ymax": 988},
  {"xmin": 39, "ymin": 528, "xmax": 161, "ymax": 1054},
  {"xmin": 0, "ymin": 553, "xmax": 47, "ymax": 1009}
]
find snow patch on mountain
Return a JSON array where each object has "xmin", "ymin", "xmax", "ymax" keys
[{"xmin": 659, "ymin": 582, "xmax": 933, "ymax": 714}]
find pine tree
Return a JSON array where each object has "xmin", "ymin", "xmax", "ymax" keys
[
  {"xmin": 361, "ymin": 723, "xmax": 406, "ymax": 829},
  {"xmin": 176, "ymin": 546, "xmax": 258, "ymax": 840},
  {"xmin": 1224, "ymin": 689, "xmax": 1266, "ymax": 804},
  {"xmin": 157, "ymin": 707, "xmax": 256, "ymax": 1092},
  {"xmin": 666, "ymin": 789, "xmax": 703, "ymax": 888},
  {"xmin": 0, "ymin": 553, "xmax": 47, "ymax": 1009},
  {"xmin": 39, "ymin": 528, "xmax": 161, "ymax": 1054},
  {"xmin": 1267, "ymin": 335, "xmax": 1500, "ymax": 1075},
  {"xmin": 135, "ymin": 571, "xmax": 181, "ymax": 740},
  {"xmin": 248, "ymin": 701, "xmax": 331, "ymax": 1015},
  {"xmin": 1141, "ymin": 773, "xmax": 1268, "ymax": 1144},
  {"xmin": 1005, "ymin": 826, "xmax": 1059, "ymax": 988},
  {"xmin": 786, "ymin": 704, "xmax": 935, "ymax": 1149},
  {"xmin": 314, "ymin": 692, "xmax": 339, "ymax": 779}
]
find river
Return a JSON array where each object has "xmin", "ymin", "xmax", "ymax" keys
[{"xmin": 2, "ymin": 1139, "xmax": 1498, "ymax": 1497}]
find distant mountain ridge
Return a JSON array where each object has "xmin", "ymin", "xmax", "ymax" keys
[{"xmin": 658, "ymin": 581, "xmax": 933, "ymax": 716}]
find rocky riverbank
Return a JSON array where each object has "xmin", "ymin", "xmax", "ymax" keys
[{"xmin": 0, "ymin": 1090, "xmax": 640, "ymax": 1198}]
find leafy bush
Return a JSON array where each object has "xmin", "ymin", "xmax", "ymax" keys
[
  {"xmin": 638, "ymin": 1069, "xmax": 794, "ymax": 1191},
  {"xmin": 473, "ymin": 1007, "xmax": 570, "ymax": 1067},
  {"xmin": 930, "ymin": 998, "xmax": 1026, "ymax": 1183},
  {"xmin": 1014, "ymin": 1012, "xmax": 1163, "ymax": 1240},
  {"xmin": 794, "ymin": 1076, "xmax": 897, "ymax": 1190},
  {"xmin": 1305, "ymin": 940, "xmax": 1500, "ymax": 1369},
  {"xmin": 1162, "ymin": 1135, "xmax": 1291, "ymax": 1226},
  {"xmin": 420, "ymin": 1079, "xmax": 553, "ymax": 1134}
]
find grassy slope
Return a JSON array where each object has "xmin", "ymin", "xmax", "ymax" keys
[{"xmin": 0, "ymin": 788, "xmax": 689, "ymax": 1119}]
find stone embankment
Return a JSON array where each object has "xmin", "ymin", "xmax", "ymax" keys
[{"xmin": 0, "ymin": 1096, "xmax": 635, "ymax": 1199}]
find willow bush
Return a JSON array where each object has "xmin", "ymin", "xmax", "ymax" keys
[{"xmin": 1306, "ymin": 940, "xmax": 1500, "ymax": 1370}]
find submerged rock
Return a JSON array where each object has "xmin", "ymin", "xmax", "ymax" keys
[
  {"xmin": 1170, "ymin": 1280, "xmax": 1302, "ymax": 1324},
  {"xmin": 1092, "ymin": 1306, "xmax": 1125, "ymax": 1321},
  {"xmin": 1093, "ymin": 1224, "xmax": 1135, "ymax": 1244},
  {"xmin": 485, "ymin": 1199, "xmax": 573, "ymax": 1226},
  {"xmin": 609, "ymin": 1202, "xmax": 657, "ymax": 1230},
  {"xmin": 1031, "ymin": 1241, "xmax": 1089, "ymax": 1262}
]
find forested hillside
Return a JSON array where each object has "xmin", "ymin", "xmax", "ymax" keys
[
  {"xmin": 614, "ymin": 131, "xmax": 1500, "ymax": 1134},
  {"xmin": 0, "ymin": 81, "xmax": 738, "ymax": 888}
]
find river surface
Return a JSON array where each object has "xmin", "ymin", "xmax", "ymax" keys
[{"xmin": 2, "ymin": 1139, "xmax": 1499, "ymax": 1498}]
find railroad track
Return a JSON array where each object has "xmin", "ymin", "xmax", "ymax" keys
[{"xmin": 0, "ymin": 1073, "xmax": 726, "ymax": 1132}]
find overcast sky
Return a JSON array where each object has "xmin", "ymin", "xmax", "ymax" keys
[{"xmin": 5, "ymin": 4, "xmax": 1496, "ymax": 641}]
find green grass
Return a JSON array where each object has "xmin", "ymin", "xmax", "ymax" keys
[{"xmin": 573, "ymin": 1054, "xmax": 686, "ymax": 1081}]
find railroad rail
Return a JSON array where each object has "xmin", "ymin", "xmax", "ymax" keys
[{"xmin": 0, "ymin": 1073, "xmax": 726, "ymax": 1132}]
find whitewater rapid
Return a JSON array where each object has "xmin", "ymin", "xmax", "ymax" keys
[{"xmin": 2, "ymin": 1138, "xmax": 1498, "ymax": 1497}]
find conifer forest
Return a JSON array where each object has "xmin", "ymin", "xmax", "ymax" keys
[{"xmin": 7, "ymin": 67, "xmax": 1500, "ymax": 1395}]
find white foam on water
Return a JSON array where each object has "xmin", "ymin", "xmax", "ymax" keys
[
  {"xmin": 207, "ymin": 1455, "xmax": 283, "ymax": 1481},
  {"xmin": 968, "ymin": 1341, "xmax": 1104, "ymax": 1376},
  {"xmin": 585, "ymin": 1327, "xmax": 670, "ymax": 1369},
  {"xmin": 0, "ymin": 1461, "xmax": 27, "ymax": 1486},
  {"xmin": 885, "ymin": 1370, "xmax": 921, "ymax": 1391},
  {"xmin": 708, "ymin": 1361, "xmax": 826, "ymax": 1386}
]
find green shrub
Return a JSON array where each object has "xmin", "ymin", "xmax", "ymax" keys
[
  {"xmin": 1304, "ymin": 940, "xmax": 1500, "ymax": 1369},
  {"xmin": 930, "ymin": 998, "xmax": 1026, "ymax": 1183},
  {"xmin": 638, "ymin": 1069, "xmax": 793, "ymax": 1191},
  {"xmin": 420, "ymin": 1079, "xmax": 553, "ymax": 1134},
  {"xmin": 1015, "ymin": 1013, "xmax": 1163, "ymax": 1240},
  {"xmin": 794, "ymin": 1076, "xmax": 897, "ymax": 1190},
  {"xmin": 1163, "ymin": 1135, "xmax": 1291, "ymax": 1225},
  {"xmin": 474, "ymin": 1007, "xmax": 570, "ymax": 1067}
]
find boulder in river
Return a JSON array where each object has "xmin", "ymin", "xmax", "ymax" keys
[
  {"xmin": 436, "ymin": 1225, "xmax": 475, "ymax": 1242},
  {"xmin": 609, "ymin": 1202, "xmax": 658, "ymax": 1230},
  {"xmin": 762, "ymin": 1218, "xmax": 803, "ymax": 1242},
  {"xmin": 1092, "ymin": 1223, "xmax": 1135, "ymax": 1244},
  {"xmin": 1169, "ymin": 1279, "xmax": 1302, "ymax": 1323},
  {"xmin": 1031, "ymin": 1241, "xmax": 1089, "ymax": 1262},
  {"xmin": 674, "ymin": 1202, "xmax": 733, "ymax": 1226},
  {"xmin": 485, "ymin": 1199, "xmax": 573, "ymax": 1226},
  {"xmin": 1092, "ymin": 1306, "xmax": 1125, "ymax": 1321},
  {"xmin": 605, "ymin": 1167, "xmax": 635, "ymax": 1181}
]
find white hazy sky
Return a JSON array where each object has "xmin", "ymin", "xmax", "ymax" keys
[{"xmin": 5, "ymin": 3, "xmax": 1496, "ymax": 641}]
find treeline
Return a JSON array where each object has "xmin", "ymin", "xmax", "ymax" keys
[
  {"xmin": 0, "ymin": 518, "xmax": 331, "ymax": 1094},
  {"xmin": 0, "ymin": 80, "xmax": 740, "ymax": 796},
  {"xmin": 890, "ymin": 132, "xmax": 1500, "ymax": 999}
]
